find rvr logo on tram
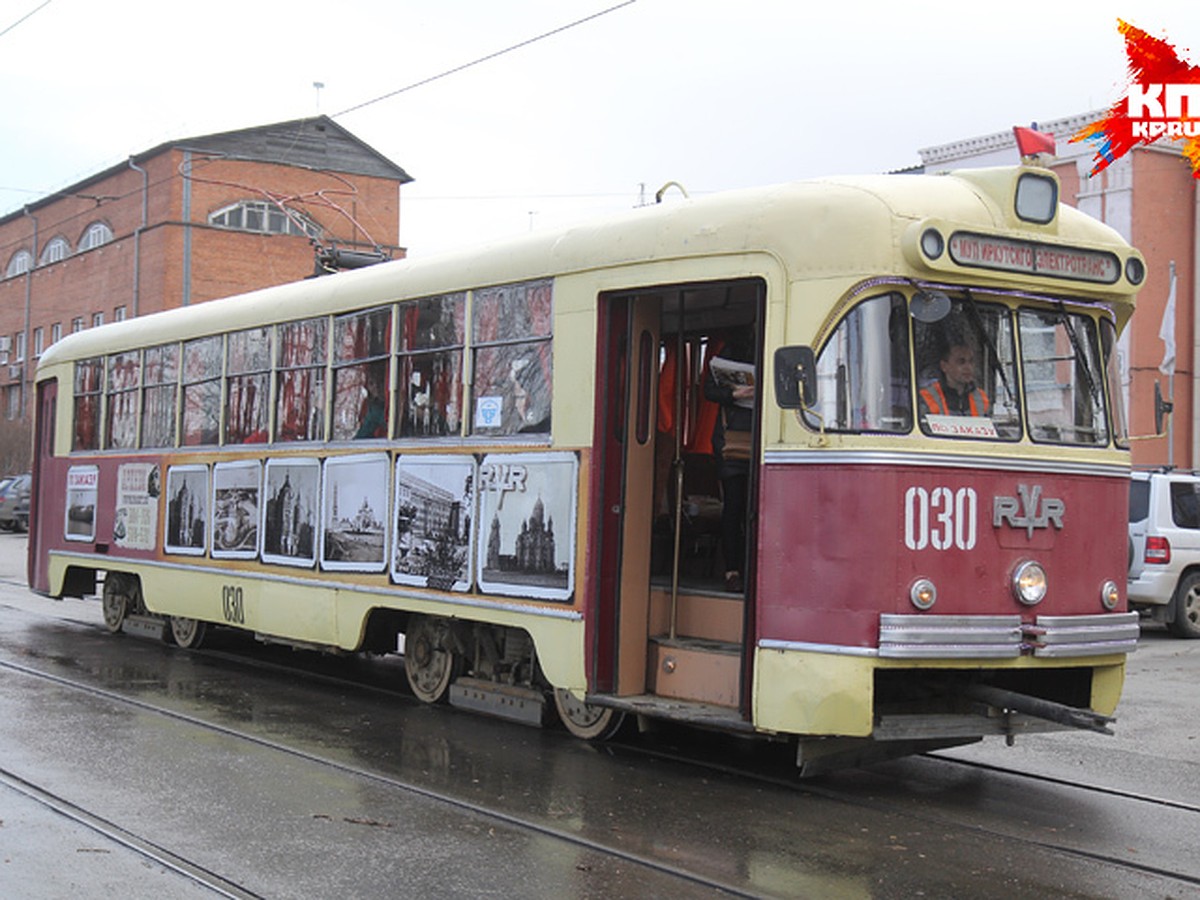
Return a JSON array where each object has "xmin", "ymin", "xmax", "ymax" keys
[{"xmin": 993, "ymin": 484, "xmax": 1065, "ymax": 538}]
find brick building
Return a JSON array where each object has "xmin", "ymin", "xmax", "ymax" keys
[
  {"xmin": 918, "ymin": 113, "xmax": 1197, "ymax": 468},
  {"xmin": 0, "ymin": 116, "xmax": 411, "ymax": 467}
]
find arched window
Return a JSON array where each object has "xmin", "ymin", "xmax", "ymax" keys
[
  {"xmin": 6, "ymin": 249, "xmax": 32, "ymax": 278},
  {"xmin": 78, "ymin": 221, "xmax": 114, "ymax": 252},
  {"xmin": 209, "ymin": 200, "xmax": 320, "ymax": 238},
  {"xmin": 40, "ymin": 236, "xmax": 70, "ymax": 265}
]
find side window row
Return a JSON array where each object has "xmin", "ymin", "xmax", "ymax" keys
[{"xmin": 71, "ymin": 279, "xmax": 553, "ymax": 451}]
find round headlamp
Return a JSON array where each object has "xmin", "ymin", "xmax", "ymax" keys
[{"xmin": 1012, "ymin": 560, "xmax": 1048, "ymax": 605}]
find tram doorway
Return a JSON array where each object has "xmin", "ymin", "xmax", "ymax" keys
[{"xmin": 596, "ymin": 280, "xmax": 763, "ymax": 712}]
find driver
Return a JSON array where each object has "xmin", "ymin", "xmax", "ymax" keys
[{"xmin": 920, "ymin": 341, "xmax": 990, "ymax": 417}]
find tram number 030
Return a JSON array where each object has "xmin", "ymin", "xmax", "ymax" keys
[
  {"xmin": 222, "ymin": 585, "xmax": 246, "ymax": 624},
  {"xmin": 904, "ymin": 486, "xmax": 978, "ymax": 551}
]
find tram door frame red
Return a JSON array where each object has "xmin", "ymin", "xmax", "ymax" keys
[
  {"xmin": 28, "ymin": 378, "xmax": 56, "ymax": 592},
  {"xmin": 592, "ymin": 292, "xmax": 661, "ymax": 695}
]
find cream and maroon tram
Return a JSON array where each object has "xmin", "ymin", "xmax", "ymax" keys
[{"xmin": 29, "ymin": 160, "xmax": 1143, "ymax": 773}]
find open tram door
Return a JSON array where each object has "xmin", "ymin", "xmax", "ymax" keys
[{"xmin": 593, "ymin": 280, "xmax": 763, "ymax": 725}]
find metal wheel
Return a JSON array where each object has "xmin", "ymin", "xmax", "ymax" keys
[
  {"xmin": 1168, "ymin": 572, "xmax": 1200, "ymax": 639},
  {"xmin": 169, "ymin": 616, "xmax": 207, "ymax": 649},
  {"xmin": 101, "ymin": 574, "xmax": 135, "ymax": 634},
  {"xmin": 403, "ymin": 615, "xmax": 460, "ymax": 703},
  {"xmin": 553, "ymin": 688, "xmax": 626, "ymax": 741}
]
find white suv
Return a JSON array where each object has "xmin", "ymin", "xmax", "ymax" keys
[{"xmin": 1128, "ymin": 469, "xmax": 1200, "ymax": 638}]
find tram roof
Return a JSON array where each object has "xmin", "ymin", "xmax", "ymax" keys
[{"xmin": 38, "ymin": 165, "xmax": 1138, "ymax": 370}]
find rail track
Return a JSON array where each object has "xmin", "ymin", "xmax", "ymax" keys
[{"xmin": 1, "ymin": 604, "xmax": 1196, "ymax": 897}]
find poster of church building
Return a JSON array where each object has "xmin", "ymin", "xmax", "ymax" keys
[
  {"xmin": 321, "ymin": 453, "xmax": 389, "ymax": 572},
  {"xmin": 393, "ymin": 455, "xmax": 474, "ymax": 591},
  {"xmin": 476, "ymin": 452, "xmax": 575, "ymax": 602},
  {"xmin": 165, "ymin": 465, "xmax": 208, "ymax": 555},
  {"xmin": 263, "ymin": 458, "xmax": 319, "ymax": 567}
]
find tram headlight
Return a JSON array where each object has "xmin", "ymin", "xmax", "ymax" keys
[
  {"xmin": 1012, "ymin": 561, "xmax": 1048, "ymax": 605},
  {"xmin": 1100, "ymin": 580, "xmax": 1121, "ymax": 610},
  {"xmin": 1125, "ymin": 257, "xmax": 1146, "ymax": 285},
  {"xmin": 909, "ymin": 577, "xmax": 938, "ymax": 610},
  {"xmin": 920, "ymin": 228, "xmax": 944, "ymax": 260}
]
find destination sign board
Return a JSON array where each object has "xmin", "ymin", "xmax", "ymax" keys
[{"xmin": 948, "ymin": 232, "xmax": 1120, "ymax": 284}]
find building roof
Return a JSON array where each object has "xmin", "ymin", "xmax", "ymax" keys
[{"xmin": 0, "ymin": 116, "xmax": 411, "ymax": 228}]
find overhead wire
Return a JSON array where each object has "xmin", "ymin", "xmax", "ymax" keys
[
  {"xmin": 0, "ymin": 0, "xmax": 52, "ymax": 41},
  {"xmin": 332, "ymin": 0, "xmax": 637, "ymax": 119}
]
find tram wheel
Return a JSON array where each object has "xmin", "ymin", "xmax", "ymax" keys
[
  {"xmin": 101, "ymin": 574, "xmax": 136, "ymax": 634},
  {"xmin": 169, "ymin": 616, "xmax": 207, "ymax": 649},
  {"xmin": 404, "ymin": 615, "xmax": 461, "ymax": 703},
  {"xmin": 553, "ymin": 689, "xmax": 626, "ymax": 741},
  {"xmin": 1168, "ymin": 572, "xmax": 1200, "ymax": 639}
]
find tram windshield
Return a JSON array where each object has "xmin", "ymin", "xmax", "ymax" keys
[{"xmin": 804, "ymin": 289, "xmax": 1126, "ymax": 447}]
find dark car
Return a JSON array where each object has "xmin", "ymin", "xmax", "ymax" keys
[{"xmin": 0, "ymin": 474, "xmax": 31, "ymax": 532}]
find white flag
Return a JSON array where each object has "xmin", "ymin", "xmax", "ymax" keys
[{"xmin": 1159, "ymin": 262, "xmax": 1177, "ymax": 376}]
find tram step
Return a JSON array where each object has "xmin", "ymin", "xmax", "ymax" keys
[
  {"xmin": 122, "ymin": 614, "xmax": 167, "ymax": 641},
  {"xmin": 449, "ymin": 677, "xmax": 547, "ymax": 726},
  {"xmin": 647, "ymin": 636, "xmax": 741, "ymax": 707}
]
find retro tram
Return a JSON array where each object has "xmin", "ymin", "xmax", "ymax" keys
[{"xmin": 28, "ymin": 160, "xmax": 1144, "ymax": 774}]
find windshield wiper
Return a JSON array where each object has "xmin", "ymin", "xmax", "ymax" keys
[
  {"xmin": 961, "ymin": 289, "xmax": 1016, "ymax": 406},
  {"xmin": 1054, "ymin": 300, "xmax": 1100, "ymax": 406}
]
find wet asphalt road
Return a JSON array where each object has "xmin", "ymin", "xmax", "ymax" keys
[{"xmin": 0, "ymin": 531, "xmax": 1197, "ymax": 898}]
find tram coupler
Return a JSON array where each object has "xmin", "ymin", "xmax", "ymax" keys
[{"xmin": 962, "ymin": 684, "xmax": 1115, "ymax": 735}]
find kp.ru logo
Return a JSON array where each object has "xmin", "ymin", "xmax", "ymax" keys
[{"xmin": 1073, "ymin": 20, "xmax": 1200, "ymax": 179}]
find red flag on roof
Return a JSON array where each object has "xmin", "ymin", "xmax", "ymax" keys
[{"xmin": 1013, "ymin": 126, "xmax": 1056, "ymax": 158}]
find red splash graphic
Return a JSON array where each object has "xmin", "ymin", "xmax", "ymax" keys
[{"xmin": 1072, "ymin": 19, "xmax": 1200, "ymax": 178}]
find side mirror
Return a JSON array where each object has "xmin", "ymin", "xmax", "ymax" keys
[
  {"xmin": 1155, "ymin": 381, "xmax": 1173, "ymax": 436},
  {"xmin": 774, "ymin": 346, "xmax": 817, "ymax": 409}
]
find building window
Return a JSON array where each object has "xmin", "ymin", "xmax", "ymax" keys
[
  {"xmin": 51, "ymin": 323, "xmax": 62, "ymax": 345},
  {"xmin": 93, "ymin": 312, "xmax": 104, "ymax": 328},
  {"xmin": 78, "ymin": 221, "xmax": 113, "ymax": 252},
  {"xmin": 33, "ymin": 327, "xmax": 43, "ymax": 358},
  {"xmin": 40, "ymin": 236, "xmax": 70, "ymax": 265},
  {"xmin": 114, "ymin": 305, "xmax": 127, "ymax": 322},
  {"xmin": 15, "ymin": 331, "xmax": 25, "ymax": 363},
  {"xmin": 6, "ymin": 249, "xmax": 32, "ymax": 278},
  {"xmin": 209, "ymin": 200, "xmax": 321, "ymax": 238},
  {"xmin": 5, "ymin": 384, "xmax": 20, "ymax": 420},
  {"xmin": 72, "ymin": 317, "xmax": 84, "ymax": 334}
]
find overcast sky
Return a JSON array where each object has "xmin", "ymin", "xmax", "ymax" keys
[{"xmin": 0, "ymin": 0, "xmax": 1194, "ymax": 256}]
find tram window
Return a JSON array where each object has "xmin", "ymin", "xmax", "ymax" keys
[
  {"xmin": 275, "ymin": 317, "xmax": 327, "ymax": 443},
  {"xmin": 471, "ymin": 280, "xmax": 552, "ymax": 436},
  {"xmin": 72, "ymin": 357, "xmax": 103, "ymax": 451},
  {"xmin": 396, "ymin": 293, "xmax": 465, "ymax": 438},
  {"xmin": 914, "ymin": 298, "xmax": 1020, "ymax": 440},
  {"xmin": 181, "ymin": 335, "xmax": 223, "ymax": 446},
  {"xmin": 1020, "ymin": 308, "xmax": 1109, "ymax": 446},
  {"xmin": 331, "ymin": 307, "xmax": 392, "ymax": 441},
  {"xmin": 806, "ymin": 293, "xmax": 911, "ymax": 433},
  {"xmin": 141, "ymin": 343, "xmax": 178, "ymax": 448},
  {"xmin": 1101, "ymin": 319, "xmax": 1129, "ymax": 448},
  {"xmin": 225, "ymin": 327, "xmax": 271, "ymax": 444},
  {"xmin": 105, "ymin": 351, "xmax": 140, "ymax": 449}
]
